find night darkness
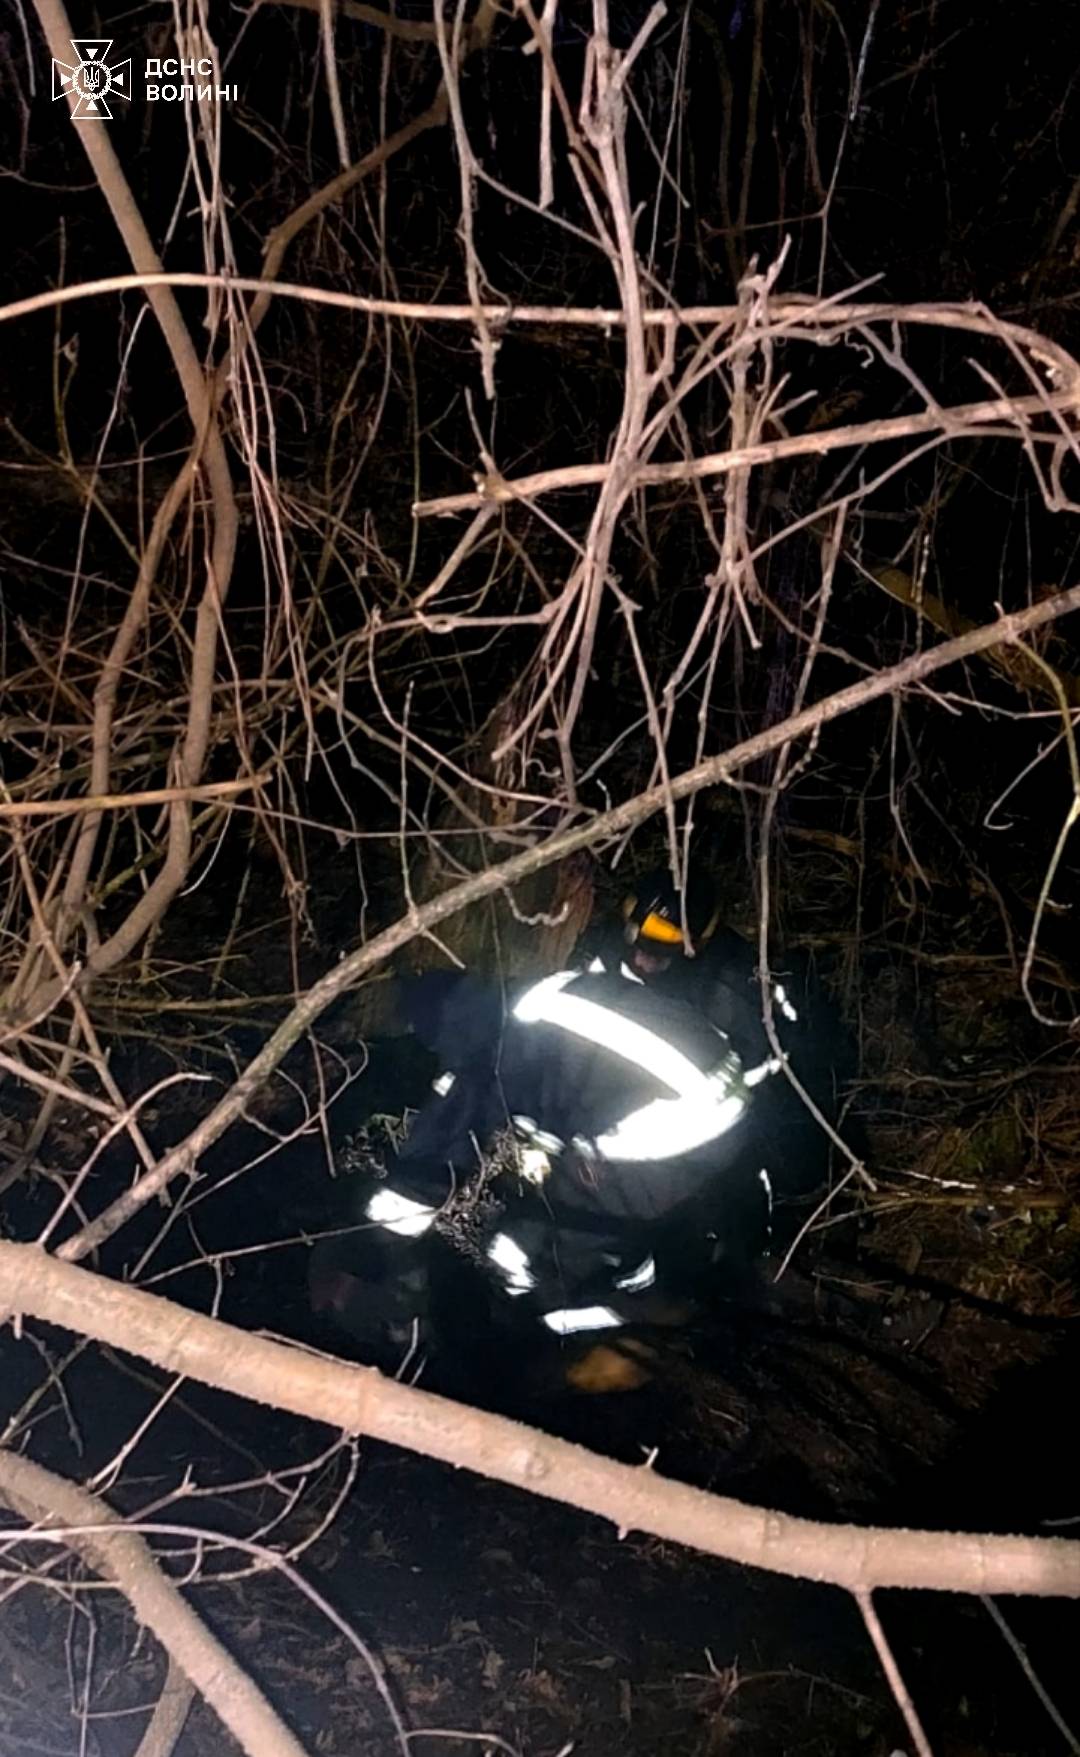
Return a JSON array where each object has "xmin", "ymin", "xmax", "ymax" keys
[{"xmin": 1, "ymin": 2, "xmax": 1080, "ymax": 1754}]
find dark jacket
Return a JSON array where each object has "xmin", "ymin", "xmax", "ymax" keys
[
  {"xmin": 582, "ymin": 923, "xmax": 855, "ymax": 1204},
  {"xmin": 392, "ymin": 968, "xmax": 755, "ymax": 1227}
]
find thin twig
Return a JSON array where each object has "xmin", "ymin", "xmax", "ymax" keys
[
  {"xmin": 981, "ymin": 1594, "xmax": 1080, "ymax": 1754},
  {"xmin": 854, "ymin": 1588, "xmax": 934, "ymax": 1757}
]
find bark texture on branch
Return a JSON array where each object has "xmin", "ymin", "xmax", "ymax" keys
[
  {"xmin": 0, "ymin": 1446, "xmax": 309, "ymax": 1757},
  {"xmin": 2, "ymin": 1240, "xmax": 1078, "ymax": 1599},
  {"xmin": 132, "ymin": 1662, "xmax": 196, "ymax": 1757}
]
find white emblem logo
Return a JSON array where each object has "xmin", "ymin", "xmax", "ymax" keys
[{"xmin": 52, "ymin": 39, "xmax": 131, "ymax": 121}]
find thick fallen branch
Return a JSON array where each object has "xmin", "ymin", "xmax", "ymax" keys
[
  {"xmin": 0, "ymin": 1446, "xmax": 309, "ymax": 1757},
  {"xmin": 2, "ymin": 1240, "xmax": 1079, "ymax": 1599},
  {"xmin": 43, "ymin": 577, "xmax": 1080, "ymax": 1262}
]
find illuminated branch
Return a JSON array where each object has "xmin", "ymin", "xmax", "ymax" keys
[
  {"xmin": 2, "ymin": 1241, "xmax": 1079, "ymax": 1600},
  {"xmin": 0, "ymin": 1447, "xmax": 310, "ymax": 1757}
]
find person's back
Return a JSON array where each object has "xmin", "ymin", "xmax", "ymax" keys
[
  {"xmin": 586, "ymin": 866, "xmax": 855, "ymax": 1217},
  {"xmin": 399, "ymin": 965, "xmax": 752, "ymax": 1216},
  {"xmin": 309, "ymin": 960, "xmax": 772, "ymax": 1358}
]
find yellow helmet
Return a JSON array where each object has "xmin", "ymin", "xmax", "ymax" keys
[{"xmin": 621, "ymin": 869, "xmax": 720, "ymax": 954}]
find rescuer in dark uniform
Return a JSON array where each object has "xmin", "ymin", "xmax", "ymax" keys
[
  {"xmin": 309, "ymin": 960, "xmax": 773, "ymax": 1371},
  {"xmin": 579, "ymin": 866, "xmax": 852, "ymax": 1227}
]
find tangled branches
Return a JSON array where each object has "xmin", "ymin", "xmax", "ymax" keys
[{"xmin": 1, "ymin": 3, "xmax": 1080, "ymax": 1747}]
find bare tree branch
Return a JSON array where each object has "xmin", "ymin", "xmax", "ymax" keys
[
  {"xmin": 2, "ymin": 1241, "xmax": 1079, "ymax": 1599},
  {"xmin": 855, "ymin": 1588, "xmax": 934, "ymax": 1757},
  {"xmin": 132, "ymin": 1661, "xmax": 195, "ymax": 1757},
  {"xmin": 412, "ymin": 387, "xmax": 1079, "ymax": 517},
  {"xmin": 30, "ymin": 0, "xmax": 239, "ymax": 998},
  {"xmin": 4, "ymin": 279, "xmax": 1078, "ymax": 371},
  {"xmin": 36, "ymin": 577, "xmax": 1080, "ymax": 1261},
  {"xmin": 981, "ymin": 1594, "xmax": 1080, "ymax": 1754},
  {"xmin": 0, "ymin": 1447, "xmax": 311, "ymax": 1757},
  {"xmin": 0, "ymin": 777, "xmax": 268, "ymax": 820}
]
